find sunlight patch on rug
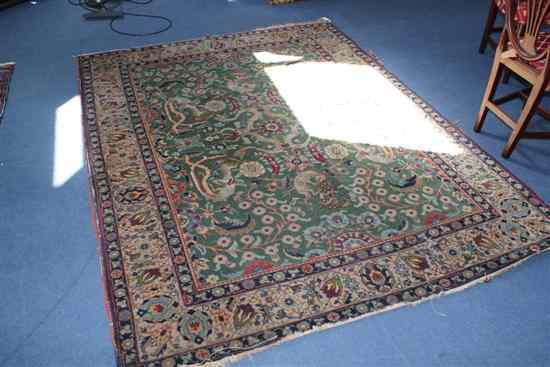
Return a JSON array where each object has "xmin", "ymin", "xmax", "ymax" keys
[
  {"xmin": 264, "ymin": 61, "xmax": 463, "ymax": 155},
  {"xmin": 254, "ymin": 51, "xmax": 304, "ymax": 64}
]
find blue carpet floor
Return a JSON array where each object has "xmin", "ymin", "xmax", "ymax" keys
[{"xmin": 0, "ymin": 1, "xmax": 549, "ymax": 366}]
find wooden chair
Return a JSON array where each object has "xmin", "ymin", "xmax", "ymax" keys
[
  {"xmin": 478, "ymin": 0, "xmax": 545, "ymax": 53},
  {"xmin": 475, "ymin": 0, "xmax": 550, "ymax": 158},
  {"xmin": 479, "ymin": 0, "xmax": 506, "ymax": 53}
]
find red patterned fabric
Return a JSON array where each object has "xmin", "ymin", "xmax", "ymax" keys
[
  {"xmin": 522, "ymin": 32, "xmax": 550, "ymax": 70},
  {"xmin": 509, "ymin": 32, "xmax": 550, "ymax": 70},
  {"xmin": 495, "ymin": 0, "xmax": 550, "ymax": 23}
]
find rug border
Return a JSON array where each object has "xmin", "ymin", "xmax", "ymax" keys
[
  {"xmin": 76, "ymin": 57, "xmax": 128, "ymax": 367},
  {"xmin": 75, "ymin": 18, "xmax": 333, "ymax": 58},
  {"xmin": 76, "ymin": 20, "xmax": 550, "ymax": 367},
  {"xmin": 0, "ymin": 62, "xmax": 15, "ymax": 124},
  {"xmin": 189, "ymin": 249, "xmax": 547, "ymax": 367}
]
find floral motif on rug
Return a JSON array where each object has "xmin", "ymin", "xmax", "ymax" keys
[
  {"xmin": 0, "ymin": 63, "xmax": 15, "ymax": 123},
  {"xmin": 78, "ymin": 20, "xmax": 550, "ymax": 367}
]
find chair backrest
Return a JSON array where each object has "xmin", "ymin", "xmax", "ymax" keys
[{"xmin": 505, "ymin": 0, "xmax": 550, "ymax": 62}]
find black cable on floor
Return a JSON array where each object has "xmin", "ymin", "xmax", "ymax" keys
[
  {"xmin": 109, "ymin": 10, "xmax": 172, "ymax": 37},
  {"xmin": 124, "ymin": 0, "xmax": 153, "ymax": 4},
  {"xmin": 67, "ymin": 0, "xmax": 172, "ymax": 37}
]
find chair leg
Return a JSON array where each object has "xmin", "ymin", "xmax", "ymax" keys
[
  {"xmin": 501, "ymin": 82, "xmax": 546, "ymax": 158},
  {"xmin": 479, "ymin": 0, "xmax": 499, "ymax": 54},
  {"xmin": 474, "ymin": 60, "xmax": 504, "ymax": 133},
  {"xmin": 502, "ymin": 67, "xmax": 512, "ymax": 84}
]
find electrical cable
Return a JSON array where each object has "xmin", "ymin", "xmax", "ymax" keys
[
  {"xmin": 67, "ymin": 0, "xmax": 172, "ymax": 37},
  {"xmin": 124, "ymin": 0, "xmax": 153, "ymax": 4},
  {"xmin": 109, "ymin": 11, "xmax": 172, "ymax": 36}
]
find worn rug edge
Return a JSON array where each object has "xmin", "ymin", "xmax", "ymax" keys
[{"xmin": 0, "ymin": 62, "xmax": 15, "ymax": 123}]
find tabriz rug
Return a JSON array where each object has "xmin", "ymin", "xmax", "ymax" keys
[
  {"xmin": 0, "ymin": 62, "xmax": 15, "ymax": 124},
  {"xmin": 78, "ymin": 19, "xmax": 550, "ymax": 367}
]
